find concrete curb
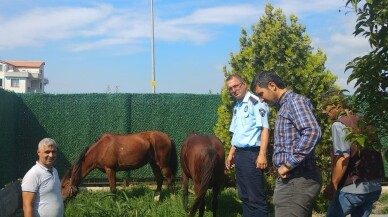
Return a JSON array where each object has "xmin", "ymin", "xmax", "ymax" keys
[{"xmin": 382, "ymin": 186, "xmax": 388, "ymax": 193}]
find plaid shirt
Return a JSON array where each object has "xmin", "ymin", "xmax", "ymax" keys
[{"xmin": 273, "ymin": 91, "xmax": 321, "ymax": 170}]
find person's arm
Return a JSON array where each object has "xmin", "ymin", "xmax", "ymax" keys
[
  {"xmin": 226, "ymin": 146, "xmax": 236, "ymax": 170},
  {"xmin": 331, "ymin": 155, "xmax": 350, "ymax": 190},
  {"xmin": 254, "ymin": 100, "xmax": 270, "ymax": 169},
  {"xmin": 256, "ymin": 127, "xmax": 269, "ymax": 169},
  {"xmin": 330, "ymin": 122, "xmax": 351, "ymax": 189},
  {"xmin": 285, "ymin": 97, "xmax": 321, "ymax": 169},
  {"xmin": 22, "ymin": 191, "xmax": 35, "ymax": 217}
]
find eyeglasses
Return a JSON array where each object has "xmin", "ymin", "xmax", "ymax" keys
[{"xmin": 228, "ymin": 82, "xmax": 243, "ymax": 91}]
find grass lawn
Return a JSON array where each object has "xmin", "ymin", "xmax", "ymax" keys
[{"xmin": 64, "ymin": 185, "xmax": 388, "ymax": 217}]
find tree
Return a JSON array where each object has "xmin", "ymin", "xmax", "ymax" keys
[
  {"xmin": 213, "ymin": 4, "xmax": 337, "ymax": 212},
  {"xmin": 344, "ymin": 0, "xmax": 388, "ymax": 144}
]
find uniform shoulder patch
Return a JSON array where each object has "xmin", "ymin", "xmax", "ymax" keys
[
  {"xmin": 249, "ymin": 96, "xmax": 258, "ymax": 105},
  {"xmin": 259, "ymin": 108, "xmax": 266, "ymax": 117}
]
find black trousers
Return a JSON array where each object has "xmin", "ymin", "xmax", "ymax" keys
[{"xmin": 235, "ymin": 147, "xmax": 268, "ymax": 217}]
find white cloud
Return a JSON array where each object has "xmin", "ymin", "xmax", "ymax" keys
[
  {"xmin": 154, "ymin": 4, "xmax": 263, "ymax": 44},
  {"xmin": 328, "ymin": 33, "xmax": 370, "ymax": 55},
  {"xmin": 0, "ymin": 3, "xmax": 265, "ymax": 51},
  {"xmin": 275, "ymin": 0, "xmax": 347, "ymax": 15},
  {"xmin": 0, "ymin": 4, "xmax": 113, "ymax": 50},
  {"xmin": 165, "ymin": 5, "xmax": 261, "ymax": 25}
]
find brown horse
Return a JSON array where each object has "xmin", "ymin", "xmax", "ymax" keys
[
  {"xmin": 61, "ymin": 130, "xmax": 178, "ymax": 200},
  {"xmin": 180, "ymin": 133, "xmax": 226, "ymax": 217}
]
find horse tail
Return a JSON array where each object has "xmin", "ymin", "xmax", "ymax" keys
[
  {"xmin": 169, "ymin": 139, "xmax": 178, "ymax": 177},
  {"xmin": 190, "ymin": 148, "xmax": 217, "ymax": 216}
]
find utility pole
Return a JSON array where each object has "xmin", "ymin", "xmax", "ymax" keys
[{"xmin": 151, "ymin": 0, "xmax": 156, "ymax": 93}]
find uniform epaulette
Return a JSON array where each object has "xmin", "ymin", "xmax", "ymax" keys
[{"xmin": 249, "ymin": 96, "xmax": 258, "ymax": 105}]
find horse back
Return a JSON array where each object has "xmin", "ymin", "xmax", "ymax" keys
[
  {"xmin": 181, "ymin": 134, "xmax": 225, "ymax": 179},
  {"xmin": 87, "ymin": 133, "xmax": 151, "ymax": 169},
  {"xmin": 94, "ymin": 131, "xmax": 176, "ymax": 171},
  {"xmin": 136, "ymin": 130, "xmax": 173, "ymax": 149}
]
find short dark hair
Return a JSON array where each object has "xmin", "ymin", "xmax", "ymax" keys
[
  {"xmin": 321, "ymin": 89, "xmax": 350, "ymax": 109},
  {"xmin": 250, "ymin": 71, "xmax": 285, "ymax": 91}
]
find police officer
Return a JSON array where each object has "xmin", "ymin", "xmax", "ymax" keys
[{"xmin": 225, "ymin": 74, "xmax": 270, "ymax": 217}]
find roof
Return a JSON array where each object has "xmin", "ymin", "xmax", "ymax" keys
[{"xmin": 5, "ymin": 61, "xmax": 45, "ymax": 68}]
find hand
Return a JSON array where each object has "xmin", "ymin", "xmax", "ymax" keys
[
  {"xmin": 256, "ymin": 154, "xmax": 267, "ymax": 169},
  {"xmin": 277, "ymin": 165, "xmax": 290, "ymax": 179},
  {"xmin": 226, "ymin": 155, "xmax": 235, "ymax": 170}
]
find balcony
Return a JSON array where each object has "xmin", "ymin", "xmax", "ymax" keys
[{"xmin": 4, "ymin": 71, "xmax": 43, "ymax": 79}]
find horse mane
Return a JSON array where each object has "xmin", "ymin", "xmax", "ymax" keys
[
  {"xmin": 72, "ymin": 146, "xmax": 91, "ymax": 177},
  {"xmin": 62, "ymin": 165, "xmax": 73, "ymax": 181}
]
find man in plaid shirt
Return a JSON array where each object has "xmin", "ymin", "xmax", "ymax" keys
[{"xmin": 251, "ymin": 71, "xmax": 322, "ymax": 217}]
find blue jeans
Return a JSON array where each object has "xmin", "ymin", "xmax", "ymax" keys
[
  {"xmin": 235, "ymin": 148, "xmax": 268, "ymax": 217},
  {"xmin": 326, "ymin": 190, "xmax": 381, "ymax": 217}
]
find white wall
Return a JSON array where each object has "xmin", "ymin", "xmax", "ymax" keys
[{"xmin": 4, "ymin": 77, "xmax": 27, "ymax": 93}]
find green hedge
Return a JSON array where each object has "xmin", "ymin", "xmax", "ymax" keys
[{"xmin": 0, "ymin": 89, "xmax": 221, "ymax": 186}]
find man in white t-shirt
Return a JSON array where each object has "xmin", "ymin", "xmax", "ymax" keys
[{"xmin": 22, "ymin": 138, "xmax": 64, "ymax": 217}]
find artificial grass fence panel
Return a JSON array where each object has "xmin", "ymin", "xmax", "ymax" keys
[{"xmin": 0, "ymin": 91, "xmax": 221, "ymax": 186}]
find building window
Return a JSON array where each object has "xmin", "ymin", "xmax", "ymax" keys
[
  {"xmin": 0, "ymin": 79, "xmax": 2, "ymax": 87},
  {"xmin": 0, "ymin": 64, "xmax": 3, "ymax": 71},
  {"xmin": 11, "ymin": 79, "xmax": 19, "ymax": 87}
]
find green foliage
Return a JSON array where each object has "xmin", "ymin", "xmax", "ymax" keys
[
  {"xmin": 214, "ymin": 3, "xmax": 337, "ymax": 213},
  {"xmin": 343, "ymin": 117, "xmax": 382, "ymax": 151},
  {"xmin": 344, "ymin": 0, "xmax": 388, "ymax": 144}
]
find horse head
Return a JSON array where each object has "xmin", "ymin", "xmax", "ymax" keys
[
  {"xmin": 61, "ymin": 146, "xmax": 90, "ymax": 200},
  {"xmin": 61, "ymin": 166, "xmax": 79, "ymax": 200}
]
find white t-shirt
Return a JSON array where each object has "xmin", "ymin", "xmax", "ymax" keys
[{"xmin": 22, "ymin": 162, "xmax": 64, "ymax": 217}]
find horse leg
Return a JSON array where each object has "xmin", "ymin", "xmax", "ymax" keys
[
  {"xmin": 149, "ymin": 162, "xmax": 163, "ymax": 201},
  {"xmin": 182, "ymin": 172, "xmax": 189, "ymax": 213},
  {"xmin": 212, "ymin": 185, "xmax": 220, "ymax": 217},
  {"xmin": 190, "ymin": 182, "xmax": 204, "ymax": 217},
  {"xmin": 160, "ymin": 166, "xmax": 175, "ymax": 194},
  {"xmin": 105, "ymin": 168, "xmax": 117, "ymax": 194},
  {"xmin": 198, "ymin": 199, "xmax": 205, "ymax": 217}
]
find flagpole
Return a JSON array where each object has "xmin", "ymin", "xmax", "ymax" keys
[{"xmin": 151, "ymin": 0, "xmax": 156, "ymax": 93}]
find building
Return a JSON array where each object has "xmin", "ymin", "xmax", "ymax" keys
[{"xmin": 0, "ymin": 60, "xmax": 48, "ymax": 93}]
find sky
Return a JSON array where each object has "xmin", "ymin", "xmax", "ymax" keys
[{"xmin": 0, "ymin": 0, "xmax": 370, "ymax": 94}]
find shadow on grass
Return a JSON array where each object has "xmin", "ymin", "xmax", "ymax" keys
[{"xmin": 213, "ymin": 188, "xmax": 242, "ymax": 217}]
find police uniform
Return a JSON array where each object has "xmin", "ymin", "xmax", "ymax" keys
[{"xmin": 229, "ymin": 91, "xmax": 270, "ymax": 216}]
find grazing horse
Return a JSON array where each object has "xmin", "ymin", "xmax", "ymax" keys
[
  {"xmin": 180, "ymin": 133, "xmax": 226, "ymax": 217},
  {"xmin": 61, "ymin": 130, "xmax": 178, "ymax": 201}
]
